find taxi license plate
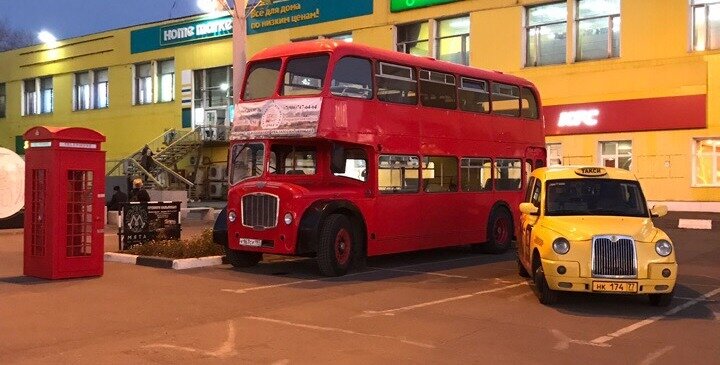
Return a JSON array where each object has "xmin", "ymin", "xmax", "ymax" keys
[
  {"xmin": 239, "ymin": 238, "xmax": 262, "ymax": 247},
  {"xmin": 592, "ymin": 281, "xmax": 638, "ymax": 293}
]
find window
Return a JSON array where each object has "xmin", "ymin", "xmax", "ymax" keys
[
  {"xmin": 461, "ymin": 158, "xmax": 493, "ymax": 192},
  {"xmin": 243, "ymin": 60, "xmax": 281, "ymax": 100},
  {"xmin": 282, "ymin": 55, "xmax": 329, "ymax": 96},
  {"xmin": 600, "ymin": 140, "xmax": 632, "ymax": 170},
  {"xmin": 491, "ymin": 82, "xmax": 520, "ymax": 117},
  {"xmin": 230, "ymin": 142, "xmax": 265, "ymax": 184},
  {"xmin": 378, "ymin": 155, "xmax": 420, "ymax": 193},
  {"xmin": 195, "ymin": 66, "xmax": 233, "ymax": 108},
  {"xmin": 94, "ymin": 69, "xmax": 109, "ymax": 108},
  {"xmin": 135, "ymin": 62, "xmax": 153, "ymax": 104},
  {"xmin": 437, "ymin": 16, "xmax": 470, "ymax": 65},
  {"xmin": 422, "ymin": 156, "xmax": 458, "ymax": 192},
  {"xmin": 396, "ymin": 21, "xmax": 430, "ymax": 56},
  {"xmin": 23, "ymin": 79, "xmax": 37, "ymax": 115},
  {"xmin": 335, "ymin": 148, "xmax": 368, "ymax": 182},
  {"xmin": 495, "ymin": 158, "xmax": 523, "ymax": 191},
  {"xmin": 693, "ymin": 138, "xmax": 720, "ymax": 186},
  {"xmin": 547, "ymin": 143, "xmax": 563, "ymax": 166},
  {"xmin": 75, "ymin": 71, "xmax": 91, "ymax": 111},
  {"xmin": 526, "ymin": 177, "xmax": 541, "ymax": 207},
  {"xmin": 0, "ymin": 83, "xmax": 5, "ymax": 118},
  {"xmin": 419, "ymin": 70, "xmax": 456, "ymax": 109},
  {"xmin": 526, "ymin": 2, "xmax": 567, "ymax": 67},
  {"xmin": 158, "ymin": 59, "xmax": 175, "ymax": 102},
  {"xmin": 39, "ymin": 77, "xmax": 53, "ymax": 114},
  {"xmin": 692, "ymin": 1, "xmax": 720, "ymax": 51},
  {"xmin": 521, "ymin": 87, "xmax": 539, "ymax": 118},
  {"xmin": 269, "ymin": 145, "xmax": 317, "ymax": 175},
  {"xmin": 330, "ymin": 57, "xmax": 373, "ymax": 99},
  {"xmin": 576, "ymin": 0, "xmax": 620, "ymax": 61},
  {"xmin": 376, "ymin": 62, "xmax": 417, "ymax": 105},
  {"xmin": 545, "ymin": 179, "xmax": 647, "ymax": 217},
  {"xmin": 458, "ymin": 77, "xmax": 489, "ymax": 113}
]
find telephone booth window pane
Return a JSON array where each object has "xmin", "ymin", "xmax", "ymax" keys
[
  {"xmin": 67, "ymin": 170, "xmax": 93, "ymax": 257},
  {"xmin": 31, "ymin": 169, "xmax": 47, "ymax": 256}
]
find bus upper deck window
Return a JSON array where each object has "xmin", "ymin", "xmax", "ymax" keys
[
  {"xmin": 521, "ymin": 87, "xmax": 539, "ymax": 119},
  {"xmin": 331, "ymin": 57, "xmax": 373, "ymax": 99},
  {"xmin": 243, "ymin": 59, "xmax": 281, "ymax": 101},
  {"xmin": 282, "ymin": 55, "xmax": 330, "ymax": 96},
  {"xmin": 491, "ymin": 82, "xmax": 520, "ymax": 117}
]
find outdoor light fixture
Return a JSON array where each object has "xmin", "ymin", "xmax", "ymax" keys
[
  {"xmin": 38, "ymin": 30, "xmax": 57, "ymax": 44},
  {"xmin": 219, "ymin": 83, "xmax": 229, "ymax": 91},
  {"xmin": 197, "ymin": 0, "xmax": 220, "ymax": 13}
]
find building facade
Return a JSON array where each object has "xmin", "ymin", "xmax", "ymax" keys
[{"xmin": 0, "ymin": 0, "xmax": 718, "ymax": 208}]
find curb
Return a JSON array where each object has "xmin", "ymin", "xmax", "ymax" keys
[{"xmin": 104, "ymin": 252, "xmax": 225, "ymax": 270}]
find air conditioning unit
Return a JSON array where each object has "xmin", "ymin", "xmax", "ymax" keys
[
  {"xmin": 204, "ymin": 110, "xmax": 218, "ymax": 124},
  {"xmin": 208, "ymin": 182, "xmax": 226, "ymax": 198},
  {"xmin": 208, "ymin": 164, "xmax": 227, "ymax": 181}
]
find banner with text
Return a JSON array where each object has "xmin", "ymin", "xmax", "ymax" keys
[
  {"xmin": 231, "ymin": 98, "xmax": 323, "ymax": 140},
  {"xmin": 131, "ymin": 16, "xmax": 233, "ymax": 54},
  {"xmin": 247, "ymin": 0, "xmax": 373, "ymax": 35}
]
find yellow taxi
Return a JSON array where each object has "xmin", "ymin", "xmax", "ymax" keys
[{"xmin": 517, "ymin": 166, "xmax": 677, "ymax": 306}]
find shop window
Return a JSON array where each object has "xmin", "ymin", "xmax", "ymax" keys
[
  {"xmin": 437, "ymin": 16, "xmax": 470, "ymax": 65},
  {"xmin": 158, "ymin": 59, "xmax": 175, "ymax": 102},
  {"xmin": 334, "ymin": 148, "xmax": 368, "ymax": 182},
  {"xmin": 39, "ymin": 77, "xmax": 53, "ymax": 114},
  {"xmin": 693, "ymin": 138, "xmax": 720, "ymax": 186},
  {"xmin": 194, "ymin": 65, "xmax": 234, "ymax": 141},
  {"xmin": 526, "ymin": 2, "xmax": 567, "ymax": 67},
  {"xmin": 458, "ymin": 77, "xmax": 489, "ymax": 113},
  {"xmin": 243, "ymin": 60, "xmax": 280, "ymax": 101},
  {"xmin": 94, "ymin": 69, "xmax": 109, "ymax": 109},
  {"xmin": 282, "ymin": 55, "xmax": 329, "ymax": 96},
  {"xmin": 600, "ymin": 140, "xmax": 632, "ymax": 170},
  {"xmin": 397, "ymin": 21, "xmax": 430, "ymax": 57},
  {"xmin": 330, "ymin": 57, "xmax": 373, "ymax": 99},
  {"xmin": 377, "ymin": 62, "xmax": 417, "ymax": 105},
  {"xmin": 461, "ymin": 157, "xmax": 493, "ymax": 192},
  {"xmin": 495, "ymin": 158, "xmax": 523, "ymax": 191},
  {"xmin": 576, "ymin": 0, "xmax": 620, "ymax": 61},
  {"xmin": 419, "ymin": 69, "xmax": 456, "ymax": 110},
  {"xmin": 378, "ymin": 155, "xmax": 420, "ymax": 193},
  {"xmin": 0, "ymin": 83, "xmax": 5, "ymax": 118},
  {"xmin": 521, "ymin": 87, "xmax": 539, "ymax": 119},
  {"xmin": 75, "ymin": 71, "xmax": 91, "ymax": 111},
  {"xmin": 547, "ymin": 143, "xmax": 563, "ymax": 166},
  {"xmin": 692, "ymin": 1, "xmax": 720, "ymax": 51},
  {"xmin": 422, "ymin": 156, "xmax": 458, "ymax": 192},
  {"xmin": 135, "ymin": 62, "xmax": 153, "ymax": 104},
  {"xmin": 491, "ymin": 82, "xmax": 520, "ymax": 117}
]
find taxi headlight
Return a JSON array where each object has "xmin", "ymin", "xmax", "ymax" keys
[
  {"xmin": 655, "ymin": 240, "xmax": 673, "ymax": 257},
  {"xmin": 284, "ymin": 212, "xmax": 293, "ymax": 225},
  {"xmin": 552, "ymin": 238, "xmax": 570, "ymax": 255},
  {"xmin": 228, "ymin": 211, "xmax": 237, "ymax": 223}
]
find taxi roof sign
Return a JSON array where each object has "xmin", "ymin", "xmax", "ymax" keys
[{"xmin": 575, "ymin": 167, "xmax": 608, "ymax": 177}]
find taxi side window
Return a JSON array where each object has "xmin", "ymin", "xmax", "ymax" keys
[
  {"xmin": 524, "ymin": 177, "xmax": 536, "ymax": 202},
  {"xmin": 530, "ymin": 179, "xmax": 541, "ymax": 207}
]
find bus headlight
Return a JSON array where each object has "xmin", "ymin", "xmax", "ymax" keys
[
  {"xmin": 228, "ymin": 211, "xmax": 237, "ymax": 223},
  {"xmin": 552, "ymin": 238, "xmax": 570, "ymax": 255},
  {"xmin": 284, "ymin": 212, "xmax": 293, "ymax": 225},
  {"xmin": 655, "ymin": 240, "xmax": 673, "ymax": 257}
]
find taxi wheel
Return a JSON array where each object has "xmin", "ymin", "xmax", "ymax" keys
[
  {"xmin": 317, "ymin": 214, "xmax": 354, "ymax": 277},
  {"xmin": 226, "ymin": 249, "xmax": 262, "ymax": 268},
  {"xmin": 518, "ymin": 259, "xmax": 530, "ymax": 278},
  {"xmin": 534, "ymin": 266, "xmax": 558, "ymax": 305},
  {"xmin": 649, "ymin": 290, "xmax": 674, "ymax": 307},
  {"xmin": 481, "ymin": 208, "xmax": 513, "ymax": 254}
]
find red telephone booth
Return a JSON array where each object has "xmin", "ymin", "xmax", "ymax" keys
[{"xmin": 23, "ymin": 126, "xmax": 106, "ymax": 279}]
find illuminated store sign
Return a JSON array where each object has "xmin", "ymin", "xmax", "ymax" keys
[
  {"xmin": 391, "ymin": 0, "xmax": 459, "ymax": 12},
  {"xmin": 131, "ymin": 16, "xmax": 233, "ymax": 54},
  {"xmin": 544, "ymin": 95, "xmax": 706, "ymax": 136},
  {"xmin": 247, "ymin": 0, "xmax": 373, "ymax": 35}
]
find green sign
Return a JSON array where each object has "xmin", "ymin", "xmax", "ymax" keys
[
  {"xmin": 247, "ymin": 0, "xmax": 373, "ymax": 35},
  {"xmin": 131, "ymin": 15, "xmax": 233, "ymax": 54},
  {"xmin": 391, "ymin": 0, "xmax": 458, "ymax": 12}
]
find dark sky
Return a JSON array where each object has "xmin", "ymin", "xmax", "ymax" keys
[{"xmin": 1, "ymin": 0, "xmax": 237, "ymax": 41}]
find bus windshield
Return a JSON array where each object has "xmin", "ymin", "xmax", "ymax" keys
[
  {"xmin": 230, "ymin": 142, "xmax": 265, "ymax": 184},
  {"xmin": 545, "ymin": 179, "xmax": 648, "ymax": 217},
  {"xmin": 243, "ymin": 55, "xmax": 329, "ymax": 101}
]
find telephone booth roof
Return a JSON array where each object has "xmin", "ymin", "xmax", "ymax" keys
[{"xmin": 24, "ymin": 126, "xmax": 106, "ymax": 143}]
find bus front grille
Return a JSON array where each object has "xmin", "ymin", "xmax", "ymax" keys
[
  {"xmin": 242, "ymin": 193, "xmax": 278, "ymax": 229},
  {"xmin": 591, "ymin": 236, "xmax": 637, "ymax": 278}
]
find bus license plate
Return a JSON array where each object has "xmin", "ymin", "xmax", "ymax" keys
[
  {"xmin": 239, "ymin": 238, "xmax": 262, "ymax": 247},
  {"xmin": 592, "ymin": 281, "xmax": 638, "ymax": 293}
]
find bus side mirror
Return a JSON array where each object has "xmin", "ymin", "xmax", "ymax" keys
[
  {"xmin": 331, "ymin": 144, "xmax": 346, "ymax": 174},
  {"xmin": 650, "ymin": 205, "xmax": 668, "ymax": 218},
  {"xmin": 519, "ymin": 202, "xmax": 539, "ymax": 215}
]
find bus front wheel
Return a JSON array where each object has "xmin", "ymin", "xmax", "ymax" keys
[
  {"xmin": 317, "ymin": 214, "xmax": 354, "ymax": 277},
  {"xmin": 226, "ymin": 249, "xmax": 262, "ymax": 268}
]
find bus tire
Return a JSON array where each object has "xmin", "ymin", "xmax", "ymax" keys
[
  {"xmin": 226, "ymin": 249, "xmax": 262, "ymax": 268},
  {"xmin": 534, "ymin": 265, "xmax": 558, "ymax": 305},
  {"xmin": 317, "ymin": 214, "xmax": 354, "ymax": 277},
  {"xmin": 480, "ymin": 208, "xmax": 513, "ymax": 254}
]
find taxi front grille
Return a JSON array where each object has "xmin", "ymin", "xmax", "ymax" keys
[
  {"xmin": 242, "ymin": 193, "xmax": 278, "ymax": 229},
  {"xmin": 592, "ymin": 236, "xmax": 637, "ymax": 278}
]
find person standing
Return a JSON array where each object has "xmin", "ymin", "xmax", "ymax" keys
[
  {"xmin": 140, "ymin": 145, "xmax": 154, "ymax": 172},
  {"xmin": 129, "ymin": 178, "xmax": 151, "ymax": 202},
  {"xmin": 107, "ymin": 185, "xmax": 128, "ymax": 211}
]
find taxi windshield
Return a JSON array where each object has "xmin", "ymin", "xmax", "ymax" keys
[{"xmin": 545, "ymin": 179, "xmax": 648, "ymax": 217}]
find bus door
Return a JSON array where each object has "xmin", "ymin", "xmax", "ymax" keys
[{"xmin": 419, "ymin": 156, "xmax": 461, "ymax": 248}]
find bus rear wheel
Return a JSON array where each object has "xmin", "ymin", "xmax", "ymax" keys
[
  {"xmin": 317, "ymin": 214, "xmax": 354, "ymax": 277},
  {"xmin": 226, "ymin": 249, "xmax": 262, "ymax": 268},
  {"xmin": 478, "ymin": 208, "xmax": 513, "ymax": 254}
]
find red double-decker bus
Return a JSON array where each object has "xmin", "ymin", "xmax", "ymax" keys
[{"xmin": 214, "ymin": 40, "xmax": 545, "ymax": 276}]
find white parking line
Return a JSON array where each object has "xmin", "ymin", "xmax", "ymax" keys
[
  {"xmin": 359, "ymin": 282, "xmax": 528, "ymax": 317},
  {"xmin": 369, "ymin": 267, "xmax": 469, "ymax": 279},
  {"xmin": 590, "ymin": 288, "xmax": 720, "ymax": 345},
  {"xmin": 639, "ymin": 346, "xmax": 674, "ymax": 365},
  {"xmin": 244, "ymin": 316, "xmax": 435, "ymax": 349}
]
